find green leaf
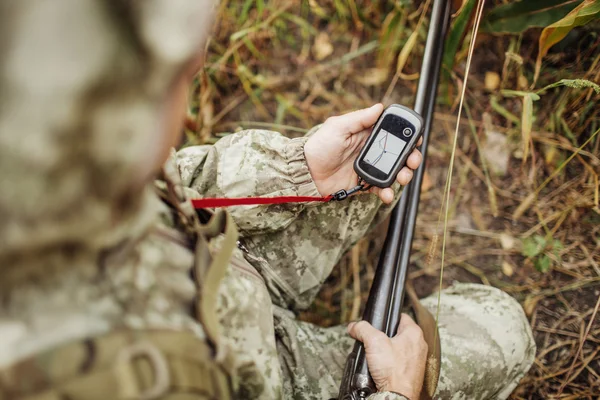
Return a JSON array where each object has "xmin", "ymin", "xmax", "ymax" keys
[
  {"xmin": 537, "ymin": 78, "xmax": 600, "ymax": 94},
  {"xmin": 552, "ymin": 239, "xmax": 564, "ymax": 257},
  {"xmin": 443, "ymin": 0, "xmax": 477, "ymax": 70},
  {"xmin": 280, "ymin": 13, "xmax": 318, "ymax": 35},
  {"xmin": 535, "ymin": 0, "xmax": 600, "ymax": 83},
  {"xmin": 490, "ymin": 96, "xmax": 520, "ymax": 124},
  {"xmin": 500, "ymin": 90, "xmax": 541, "ymax": 100},
  {"xmin": 239, "ymin": 0, "xmax": 254, "ymax": 25},
  {"xmin": 534, "ymin": 235, "xmax": 547, "ymax": 247},
  {"xmin": 535, "ymin": 254, "xmax": 552, "ymax": 273},
  {"xmin": 482, "ymin": 0, "xmax": 583, "ymax": 34},
  {"xmin": 522, "ymin": 235, "xmax": 546, "ymax": 258}
]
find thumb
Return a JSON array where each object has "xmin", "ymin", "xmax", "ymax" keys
[
  {"xmin": 327, "ymin": 103, "xmax": 384, "ymax": 135},
  {"xmin": 348, "ymin": 320, "xmax": 385, "ymax": 345}
]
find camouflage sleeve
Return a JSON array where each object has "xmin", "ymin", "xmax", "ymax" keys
[
  {"xmin": 367, "ymin": 392, "xmax": 409, "ymax": 400},
  {"xmin": 176, "ymin": 130, "xmax": 322, "ymax": 235}
]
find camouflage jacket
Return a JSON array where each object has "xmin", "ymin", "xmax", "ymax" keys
[{"xmin": 175, "ymin": 129, "xmax": 409, "ymax": 399}]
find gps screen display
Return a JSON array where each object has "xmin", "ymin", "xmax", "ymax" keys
[{"xmin": 362, "ymin": 129, "xmax": 408, "ymax": 174}]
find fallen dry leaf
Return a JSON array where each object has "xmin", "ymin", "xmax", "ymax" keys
[
  {"xmin": 485, "ymin": 71, "xmax": 500, "ymax": 91},
  {"xmin": 502, "ymin": 261, "xmax": 514, "ymax": 277},
  {"xmin": 543, "ymin": 144, "xmax": 559, "ymax": 167},
  {"xmin": 313, "ymin": 32, "xmax": 333, "ymax": 61},
  {"xmin": 499, "ymin": 233, "xmax": 516, "ymax": 250},
  {"xmin": 482, "ymin": 127, "xmax": 510, "ymax": 176},
  {"xmin": 518, "ymin": 75, "xmax": 528, "ymax": 90},
  {"xmin": 356, "ymin": 67, "xmax": 389, "ymax": 86},
  {"xmin": 524, "ymin": 295, "xmax": 541, "ymax": 316}
]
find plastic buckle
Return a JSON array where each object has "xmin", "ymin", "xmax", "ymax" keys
[
  {"xmin": 116, "ymin": 341, "xmax": 170, "ymax": 400},
  {"xmin": 332, "ymin": 189, "xmax": 349, "ymax": 201},
  {"xmin": 331, "ymin": 183, "xmax": 369, "ymax": 202}
]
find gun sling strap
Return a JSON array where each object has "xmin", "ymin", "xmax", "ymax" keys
[{"xmin": 406, "ymin": 285, "xmax": 441, "ymax": 400}]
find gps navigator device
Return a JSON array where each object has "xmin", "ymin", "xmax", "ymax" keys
[{"xmin": 354, "ymin": 104, "xmax": 424, "ymax": 188}]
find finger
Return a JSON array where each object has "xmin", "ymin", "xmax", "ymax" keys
[
  {"xmin": 348, "ymin": 320, "xmax": 384, "ymax": 345},
  {"xmin": 417, "ymin": 136, "xmax": 423, "ymax": 146},
  {"xmin": 347, "ymin": 321, "xmax": 357, "ymax": 333},
  {"xmin": 369, "ymin": 186, "xmax": 395, "ymax": 204},
  {"xmin": 396, "ymin": 167, "xmax": 413, "ymax": 185},
  {"xmin": 379, "ymin": 188, "xmax": 395, "ymax": 204},
  {"xmin": 327, "ymin": 103, "xmax": 384, "ymax": 135},
  {"xmin": 396, "ymin": 313, "xmax": 418, "ymax": 335},
  {"xmin": 406, "ymin": 149, "xmax": 422, "ymax": 170}
]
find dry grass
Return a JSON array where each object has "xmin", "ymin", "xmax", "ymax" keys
[{"xmin": 188, "ymin": 1, "xmax": 600, "ymax": 398}]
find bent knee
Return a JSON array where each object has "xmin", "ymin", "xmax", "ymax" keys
[{"xmin": 421, "ymin": 283, "xmax": 536, "ymax": 400}]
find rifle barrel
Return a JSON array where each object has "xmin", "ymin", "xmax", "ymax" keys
[
  {"xmin": 385, "ymin": 0, "xmax": 451, "ymax": 338},
  {"xmin": 338, "ymin": 1, "xmax": 451, "ymax": 398}
]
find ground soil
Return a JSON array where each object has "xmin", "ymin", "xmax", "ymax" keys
[{"xmin": 194, "ymin": 2, "xmax": 600, "ymax": 397}]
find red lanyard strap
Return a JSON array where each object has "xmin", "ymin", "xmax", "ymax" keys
[
  {"xmin": 191, "ymin": 195, "xmax": 333, "ymax": 208},
  {"xmin": 190, "ymin": 183, "xmax": 370, "ymax": 209}
]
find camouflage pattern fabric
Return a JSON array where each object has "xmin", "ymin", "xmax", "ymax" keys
[
  {"xmin": 0, "ymin": 1, "xmax": 534, "ymax": 396},
  {"xmin": 176, "ymin": 129, "xmax": 536, "ymax": 399},
  {"xmin": 0, "ymin": 124, "xmax": 535, "ymax": 400},
  {"xmin": 369, "ymin": 394, "xmax": 409, "ymax": 400}
]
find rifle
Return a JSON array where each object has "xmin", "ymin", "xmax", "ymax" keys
[{"xmin": 338, "ymin": 1, "xmax": 451, "ymax": 398}]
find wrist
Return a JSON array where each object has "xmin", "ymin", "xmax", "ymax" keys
[
  {"xmin": 387, "ymin": 392, "xmax": 411, "ymax": 400},
  {"xmin": 302, "ymin": 142, "xmax": 330, "ymax": 197},
  {"xmin": 368, "ymin": 392, "xmax": 410, "ymax": 400},
  {"xmin": 385, "ymin": 379, "xmax": 420, "ymax": 400},
  {"xmin": 286, "ymin": 137, "xmax": 321, "ymax": 197}
]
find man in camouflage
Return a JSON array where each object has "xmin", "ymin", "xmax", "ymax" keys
[{"xmin": 0, "ymin": 1, "xmax": 535, "ymax": 399}]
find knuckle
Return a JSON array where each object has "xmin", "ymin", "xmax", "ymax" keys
[
  {"xmin": 351, "ymin": 321, "xmax": 369, "ymax": 337},
  {"xmin": 406, "ymin": 325, "xmax": 425, "ymax": 341},
  {"xmin": 325, "ymin": 116, "xmax": 338, "ymax": 125},
  {"xmin": 400, "ymin": 312, "xmax": 413, "ymax": 320},
  {"xmin": 354, "ymin": 320, "xmax": 369, "ymax": 331},
  {"xmin": 367, "ymin": 331, "xmax": 388, "ymax": 347}
]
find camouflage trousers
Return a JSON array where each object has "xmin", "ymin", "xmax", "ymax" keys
[{"xmin": 218, "ymin": 198, "xmax": 536, "ymax": 400}]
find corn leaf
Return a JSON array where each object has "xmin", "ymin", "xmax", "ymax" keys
[
  {"xmin": 396, "ymin": 26, "xmax": 420, "ymax": 74},
  {"xmin": 534, "ymin": 0, "xmax": 600, "ymax": 84},
  {"xmin": 482, "ymin": 0, "xmax": 583, "ymax": 34},
  {"xmin": 443, "ymin": 0, "xmax": 477, "ymax": 70}
]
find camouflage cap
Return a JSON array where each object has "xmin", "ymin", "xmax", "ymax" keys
[{"xmin": 0, "ymin": 0, "xmax": 215, "ymax": 262}]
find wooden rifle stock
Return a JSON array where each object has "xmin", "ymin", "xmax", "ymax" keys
[{"xmin": 338, "ymin": 1, "xmax": 451, "ymax": 399}]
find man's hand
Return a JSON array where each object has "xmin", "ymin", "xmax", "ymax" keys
[
  {"xmin": 304, "ymin": 104, "xmax": 423, "ymax": 204},
  {"xmin": 348, "ymin": 314, "xmax": 428, "ymax": 399}
]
